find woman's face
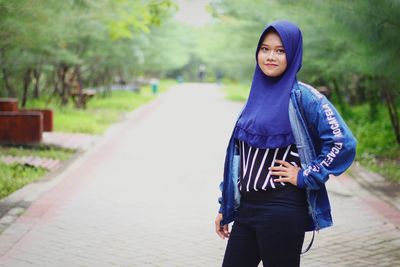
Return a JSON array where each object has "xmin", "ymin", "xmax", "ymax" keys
[{"xmin": 257, "ymin": 31, "xmax": 287, "ymax": 77}]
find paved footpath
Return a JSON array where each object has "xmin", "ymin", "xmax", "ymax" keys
[{"xmin": 0, "ymin": 83, "xmax": 399, "ymax": 266}]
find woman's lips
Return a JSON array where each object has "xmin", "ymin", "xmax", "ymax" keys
[{"xmin": 264, "ymin": 64, "xmax": 278, "ymax": 67}]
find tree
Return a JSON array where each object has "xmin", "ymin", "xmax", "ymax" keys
[
  {"xmin": 205, "ymin": 0, "xmax": 400, "ymax": 143},
  {"xmin": 0, "ymin": 0, "xmax": 176, "ymax": 107}
]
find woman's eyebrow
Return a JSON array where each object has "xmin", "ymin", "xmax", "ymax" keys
[{"xmin": 260, "ymin": 44, "xmax": 284, "ymax": 48}]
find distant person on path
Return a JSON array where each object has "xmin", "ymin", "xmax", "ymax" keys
[
  {"xmin": 216, "ymin": 70, "xmax": 224, "ymax": 86},
  {"xmin": 215, "ymin": 20, "xmax": 357, "ymax": 267},
  {"xmin": 198, "ymin": 64, "xmax": 206, "ymax": 82}
]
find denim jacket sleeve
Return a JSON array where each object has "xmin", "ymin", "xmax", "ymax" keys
[
  {"xmin": 218, "ymin": 103, "xmax": 247, "ymax": 216},
  {"xmin": 296, "ymin": 88, "xmax": 357, "ymax": 190},
  {"xmin": 218, "ymin": 181, "xmax": 224, "ymax": 213}
]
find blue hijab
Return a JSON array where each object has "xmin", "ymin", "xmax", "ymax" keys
[{"xmin": 234, "ymin": 20, "xmax": 303, "ymax": 149}]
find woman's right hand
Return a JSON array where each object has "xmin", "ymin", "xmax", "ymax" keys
[{"xmin": 215, "ymin": 213, "xmax": 230, "ymax": 239}]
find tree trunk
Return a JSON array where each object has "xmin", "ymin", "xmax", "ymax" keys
[
  {"xmin": 358, "ymin": 76, "xmax": 379, "ymax": 122},
  {"xmin": 0, "ymin": 48, "xmax": 17, "ymax": 97},
  {"xmin": 58, "ymin": 64, "xmax": 70, "ymax": 106},
  {"xmin": 21, "ymin": 68, "xmax": 32, "ymax": 108},
  {"xmin": 32, "ymin": 68, "xmax": 41, "ymax": 99},
  {"xmin": 74, "ymin": 65, "xmax": 84, "ymax": 108},
  {"xmin": 332, "ymin": 78, "xmax": 349, "ymax": 117},
  {"xmin": 1, "ymin": 66, "xmax": 16, "ymax": 97},
  {"xmin": 382, "ymin": 86, "xmax": 400, "ymax": 144},
  {"xmin": 366, "ymin": 77, "xmax": 380, "ymax": 122},
  {"xmin": 46, "ymin": 68, "xmax": 60, "ymax": 106}
]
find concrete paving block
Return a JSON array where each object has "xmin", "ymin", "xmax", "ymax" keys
[{"xmin": 0, "ymin": 84, "xmax": 399, "ymax": 266}]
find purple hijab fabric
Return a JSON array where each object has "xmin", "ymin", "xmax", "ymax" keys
[{"xmin": 234, "ymin": 20, "xmax": 303, "ymax": 149}]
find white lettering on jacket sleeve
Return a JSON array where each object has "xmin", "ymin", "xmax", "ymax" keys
[
  {"xmin": 303, "ymin": 142, "xmax": 344, "ymax": 176},
  {"xmin": 322, "ymin": 103, "xmax": 343, "ymax": 138},
  {"xmin": 303, "ymin": 103, "xmax": 345, "ymax": 176},
  {"xmin": 321, "ymin": 142, "xmax": 343, "ymax": 167}
]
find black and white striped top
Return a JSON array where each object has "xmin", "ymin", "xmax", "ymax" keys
[{"xmin": 238, "ymin": 140, "xmax": 301, "ymax": 194}]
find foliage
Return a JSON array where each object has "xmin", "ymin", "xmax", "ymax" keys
[
  {"xmin": 345, "ymin": 104, "xmax": 399, "ymax": 157},
  {"xmin": 0, "ymin": 0, "xmax": 180, "ymax": 105},
  {"xmin": 206, "ymin": 0, "xmax": 400, "ymax": 155},
  {"xmin": 200, "ymin": 0, "xmax": 301, "ymax": 81},
  {"xmin": 206, "ymin": 0, "xmax": 400, "ymax": 84},
  {"xmin": 359, "ymin": 157, "xmax": 400, "ymax": 183},
  {"xmin": 135, "ymin": 20, "xmax": 193, "ymax": 75},
  {"xmin": 223, "ymin": 82, "xmax": 250, "ymax": 102},
  {"xmin": 344, "ymin": 103, "xmax": 400, "ymax": 181}
]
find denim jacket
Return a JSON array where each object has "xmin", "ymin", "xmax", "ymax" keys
[{"xmin": 218, "ymin": 81, "xmax": 357, "ymax": 231}]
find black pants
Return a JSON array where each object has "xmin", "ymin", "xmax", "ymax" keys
[{"xmin": 222, "ymin": 198, "xmax": 309, "ymax": 267}]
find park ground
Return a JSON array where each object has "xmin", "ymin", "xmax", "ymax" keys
[{"xmin": 0, "ymin": 83, "xmax": 399, "ymax": 266}]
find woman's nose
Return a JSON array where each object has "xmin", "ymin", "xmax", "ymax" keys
[{"xmin": 266, "ymin": 50, "xmax": 276, "ymax": 60}]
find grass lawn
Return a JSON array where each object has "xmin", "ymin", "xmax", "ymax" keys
[
  {"xmin": 26, "ymin": 80, "xmax": 176, "ymax": 134},
  {"xmin": 0, "ymin": 163, "xmax": 47, "ymax": 199},
  {"xmin": 0, "ymin": 144, "xmax": 76, "ymax": 199},
  {"xmin": 0, "ymin": 144, "xmax": 75, "ymax": 161}
]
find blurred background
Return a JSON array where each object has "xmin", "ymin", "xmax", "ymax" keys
[{"xmin": 0, "ymin": 0, "xmax": 399, "ymax": 199}]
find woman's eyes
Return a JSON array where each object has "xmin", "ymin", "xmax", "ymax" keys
[
  {"xmin": 276, "ymin": 49, "xmax": 285, "ymax": 54},
  {"xmin": 260, "ymin": 47, "xmax": 285, "ymax": 55}
]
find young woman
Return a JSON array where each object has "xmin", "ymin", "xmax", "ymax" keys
[{"xmin": 215, "ymin": 20, "xmax": 357, "ymax": 267}]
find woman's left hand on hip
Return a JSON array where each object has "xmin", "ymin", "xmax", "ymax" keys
[{"xmin": 270, "ymin": 159, "xmax": 300, "ymax": 186}]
